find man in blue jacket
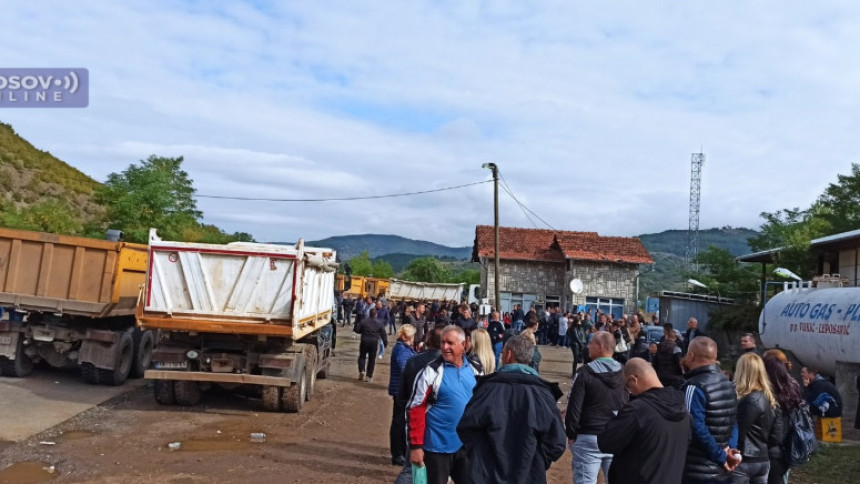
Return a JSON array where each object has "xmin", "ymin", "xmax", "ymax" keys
[{"xmin": 457, "ymin": 335, "xmax": 566, "ymax": 484}]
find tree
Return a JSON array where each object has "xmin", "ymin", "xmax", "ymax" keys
[
  {"xmin": 348, "ymin": 251, "xmax": 374, "ymax": 276},
  {"xmin": 820, "ymin": 162, "xmax": 860, "ymax": 233},
  {"xmin": 747, "ymin": 203, "xmax": 831, "ymax": 279},
  {"xmin": 448, "ymin": 268, "xmax": 480, "ymax": 285},
  {"xmin": 685, "ymin": 246, "xmax": 762, "ymax": 333},
  {"xmin": 371, "ymin": 259, "xmax": 394, "ymax": 278},
  {"xmin": 402, "ymin": 257, "xmax": 450, "ymax": 283},
  {"xmin": 93, "ymin": 155, "xmax": 203, "ymax": 243}
]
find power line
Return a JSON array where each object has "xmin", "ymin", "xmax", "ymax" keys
[
  {"xmin": 498, "ymin": 172, "xmax": 557, "ymax": 231},
  {"xmin": 195, "ymin": 179, "xmax": 492, "ymax": 202}
]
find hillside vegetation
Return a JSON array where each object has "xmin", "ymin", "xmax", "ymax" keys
[{"xmin": 0, "ymin": 122, "xmax": 103, "ymax": 231}]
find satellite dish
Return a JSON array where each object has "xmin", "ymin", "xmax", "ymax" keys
[{"xmin": 569, "ymin": 278, "xmax": 583, "ymax": 294}]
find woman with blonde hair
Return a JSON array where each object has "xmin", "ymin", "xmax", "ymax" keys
[
  {"xmin": 732, "ymin": 353, "xmax": 777, "ymax": 484},
  {"xmin": 469, "ymin": 328, "xmax": 496, "ymax": 374}
]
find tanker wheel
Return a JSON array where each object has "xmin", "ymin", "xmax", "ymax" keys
[
  {"xmin": 262, "ymin": 385, "xmax": 282, "ymax": 412},
  {"xmin": 281, "ymin": 371, "xmax": 306, "ymax": 413},
  {"xmin": 0, "ymin": 337, "xmax": 34, "ymax": 378},
  {"xmin": 130, "ymin": 330, "xmax": 154, "ymax": 379},
  {"xmin": 81, "ymin": 362, "xmax": 101, "ymax": 384},
  {"xmin": 173, "ymin": 380, "xmax": 201, "ymax": 406},
  {"xmin": 304, "ymin": 345, "xmax": 318, "ymax": 401},
  {"xmin": 154, "ymin": 380, "xmax": 176, "ymax": 405},
  {"xmin": 97, "ymin": 332, "xmax": 134, "ymax": 386}
]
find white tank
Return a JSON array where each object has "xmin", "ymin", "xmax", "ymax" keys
[{"xmin": 759, "ymin": 285, "xmax": 860, "ymax": 375}]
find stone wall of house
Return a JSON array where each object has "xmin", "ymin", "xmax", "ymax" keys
[
  {"xmin": 480, "ymin": 258, "xmax": 566, "ymax": 306},
  {"xmin": 566, "ymin": 262, "xmax": 640, "ymax": 314}
]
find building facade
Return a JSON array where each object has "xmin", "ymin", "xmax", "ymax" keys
[{"xmin": 473, "ymin": 226, "xmax": 653, "ymax": 316}]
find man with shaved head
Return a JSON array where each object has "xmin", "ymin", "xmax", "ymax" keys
[
  {"xmin": 565, "ymin": 331, "xmax": 628, "ymax": 484},
  {"xmin": 597, "ymin": 358, "xmax": 691, "ymax": 483},
  {"xmin": 681, "ymin": 337, "xmax": 740, "ymax": 483}
]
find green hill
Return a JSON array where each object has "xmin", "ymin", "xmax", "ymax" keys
[
  {"xmin": 0, "ymin": 122, "xmax": 103, "ymax": 226},
  {"xmin": 307, "ymin": 234, "xmax": 472, "ymax": 262}
]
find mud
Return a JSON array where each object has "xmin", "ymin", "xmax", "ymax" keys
[
  {"xmin": 0, "ymin": 461, "xmax": 58, "ymax": 484},
  {"xmin": 0, "ymin": 335, "xmax": 579, "ymax": 483}
]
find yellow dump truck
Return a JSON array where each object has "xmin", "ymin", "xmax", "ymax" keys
[{"xmin": 0, "ymin": 227, "xmax": 153, "ymax": 385}]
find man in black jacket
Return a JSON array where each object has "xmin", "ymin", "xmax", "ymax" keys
[
  {"xmin": 681, "ymin": 337, "xmax": 740, "ymax": 483},
  {"xmin": 565, "ymin": 331, "xmax": 628, "ymax": 484},
  {"xmin": 598, "ymin": 358, "xmax": 691, "ymax": 484},
  {"xmin": 683, "ymin": 317, "xmax": 705, "ymax": 353},
  {"xmin": 353, "ymin": 308, "xmax": 386, "ymax": 382},
  {"xmin": 457, "ymin": 335, "xmax": 567, "ymax": 484}
]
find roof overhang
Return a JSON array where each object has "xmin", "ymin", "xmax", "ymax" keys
[{"xmin": 736, "ymin": 247, "xmax": 782, "ymax": 263}]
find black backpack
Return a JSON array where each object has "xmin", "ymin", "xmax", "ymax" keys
[{"xmin": 783, "ymin": 402, "xmax": 817, "ymax": 467}]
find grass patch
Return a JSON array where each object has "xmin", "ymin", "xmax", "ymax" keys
[{"xmin": 791, "ymin": 442, "xmax": 860, "ymax": 484}]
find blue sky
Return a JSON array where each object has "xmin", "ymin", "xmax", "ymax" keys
[{"xmin": 1, "ymin": 1, "xmax": 859, "ymax": 246}]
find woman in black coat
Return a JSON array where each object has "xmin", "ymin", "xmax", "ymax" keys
[
  {"xmin": 763, "ymin": 351, "xmax": 803, "ymax": 484},
  {"xmin": 732, "ymin": 353, "xmax": 777, "ymax": 484}
]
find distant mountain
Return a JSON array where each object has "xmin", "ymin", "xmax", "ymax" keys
[
  {"xmin": 306, "ymin": 234, "xmax": 472, "ymax": 262},
  {"xmin": 637, "ymin": 227, "xmax": 760, "ymax": 299},
  {"xmin": 638, "ymin": 227, "xmax": 759, "ymax": 258}
]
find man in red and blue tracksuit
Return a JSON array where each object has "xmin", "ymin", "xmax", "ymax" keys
[{"xmin": 407, "ymin": 325, "xmax": 482, "ymax": 484}]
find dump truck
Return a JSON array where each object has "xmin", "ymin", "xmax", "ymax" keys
[
  {"xmin": 0, "ymin": 227, "xmax": 153, "ymax": 385},
  {"xmin": 388, "ymin": 279, "xmax": 464, "ymax": 302},
  {"xmin": 137, "ymin": 230, "xmax": 336, "ymax": 412}
]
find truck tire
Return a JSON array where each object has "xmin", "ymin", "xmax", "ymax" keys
[
  {"xmin": 173, "ymin": 380, "xmax": 201, "ymax": 406},
  {"xmin": 154, "ymin": 380, "xmax": 176, "ymax": 405},
  {"xmin": 317, "ymin": 359, "xmax": 331, "ymax": 379},
  {"xmin": 97, "ymin": 332, "xmax": 134, "ymax": 386},
  {"xmin": 130, "ymin": 330, "xmax": 154, "ymax": 378},
  {"xmin": 81, "ymin": 362, "xmax": 100, "ymax": 384},
  {"xmin": 0, "ymin": 337, "xmax": 34, "ymax": 378},
  {"xmin": 304, "ymin": 345, "xmax": 318, "ymax": 401},
  {"xmin": 262, "ymin": 386, "xmax": 281, "ymax": 412},
  {"xmin": 281, "ymin": 371, "xmax": 306, "ymax": 413}
]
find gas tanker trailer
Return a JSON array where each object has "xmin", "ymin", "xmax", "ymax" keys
[{"xmin": 759, "ymin": 283, "xmax": 860, "ymax": 376}]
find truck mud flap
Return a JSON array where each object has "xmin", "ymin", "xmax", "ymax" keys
[
  {"xmin": 78, "ymin": 329, "xmax": 123, "ymax": 369},
  {"xmin": 0, "ymin": 331, "xmax": 21, "ymax": 359}
]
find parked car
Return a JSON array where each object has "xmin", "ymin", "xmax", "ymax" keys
[{"xmin": 644, "ymin": 325, "xmax": 683, "ymax": 345}]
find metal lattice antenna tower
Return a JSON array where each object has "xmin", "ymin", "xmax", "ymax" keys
[{"xmin": 686, "ymin": 152, "xmax": 705, "ymax": 271}]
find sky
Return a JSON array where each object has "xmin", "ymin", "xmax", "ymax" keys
[{"xmin": 1, "ymin": 1, "xmax": 859, "ymax": 247}]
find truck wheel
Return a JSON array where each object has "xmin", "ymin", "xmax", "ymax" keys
[
  {"xmin": 317, "ymin": 361, "xmax": 330, "ymax": 380},
  {"xmin": 173, "ymin": 380, "xmax": 201, "ymax": 406},
  {"xmin": 304, "ymin": 345, "xmax": 318, "ymax": 401},
  {"xmin": 81, "ymin": 362, "xmax": 101, "ymax": 384},
  {"xmin": 154, "ymin": 380, "xmax": 176, "ymax": 405},
  {"xmin": 281, "ymin": 372, "xmax": 306, "ymax": 413},
  {"xmin": 97, "ymin": 332, "xmax": 134, "ymax": 386},
  {"xmin": 0, "ymin": 337, "xmax": 34, "ymax": 378},
  {"xmin": 130, "ymin": 330, "xmax": 154, "ymax": 378},
  {"xmin": 262, "ymin": 386, "xmax": 281, "ymax": 412}
]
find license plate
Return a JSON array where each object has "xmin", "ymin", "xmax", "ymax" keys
[
  {"xmin": 154, "ymin": 361, "xmax": 187, "ymax": 370},
  {"xmin": 0, "ymin": 335, "xmax": 12, "ymax": 345}
]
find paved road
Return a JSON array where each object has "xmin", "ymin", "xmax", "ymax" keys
[{"xmin": 0, "ymin": 365, "xmax": 143, "ymax": 442}]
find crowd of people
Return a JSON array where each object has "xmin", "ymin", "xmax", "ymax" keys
[{"xmin": 339, "ymin": 296, "xmax": 848, "ymax": 484}]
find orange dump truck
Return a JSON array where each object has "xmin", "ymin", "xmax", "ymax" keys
[{"xmin": 0, "ymin": 227, "xmax": 153, "ymax": 385}]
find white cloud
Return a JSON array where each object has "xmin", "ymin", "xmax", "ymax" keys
[{"xmin": 1, "ymin": 1, "xmax": 859, "ymax": 247}]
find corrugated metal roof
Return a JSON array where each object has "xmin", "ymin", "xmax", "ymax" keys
[
  {"xmin": 736, "ymin": 247, "xmax": 782, "ymax": 263},
  {"xmin": 810, "ymin": 228, "xmax": 860, "ymax": 247}
]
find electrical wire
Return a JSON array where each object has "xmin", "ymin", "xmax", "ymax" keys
[
  {"xmin": 498, "ymin": 171, "xmax": 557, "ymax": 231},
  {"xmin": 195, "ymin": 179, "xmax": 492, "ymax": 202}
]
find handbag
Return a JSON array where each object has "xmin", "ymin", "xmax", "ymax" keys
[{"xmin": 615, "ymin": 336, "xmax": 629, "ymax": 353}]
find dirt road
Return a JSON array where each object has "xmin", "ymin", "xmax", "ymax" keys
[{"xmin": 0, "ymin": 334, "xmax": 578, "ymax": 484}]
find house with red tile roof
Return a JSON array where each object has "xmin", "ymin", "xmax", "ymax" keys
[{"xmin": 472, "ymin": 226, "xmax": 653, "ymax": 315}]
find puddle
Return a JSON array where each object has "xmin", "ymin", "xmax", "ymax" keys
[
  {"xmin": 59, "ymin": 430, "xmax": 94, "ymax": 441},
  {"xmin": 0, "ymin": 461, "xmax": 58, "ymax": 484},
  {"xmin": 171, "ymin": 437, "xmax": 253, "ymax": 452}
]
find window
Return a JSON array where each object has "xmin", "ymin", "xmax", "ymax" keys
[{"xmin": 585, "ymin": 297, "xmax": 625, "ymax": 320}]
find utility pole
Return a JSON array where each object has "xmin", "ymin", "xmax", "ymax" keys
[{"xmin": 482, "ymin": 163, "xmax": 500, "ymax": 311}]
